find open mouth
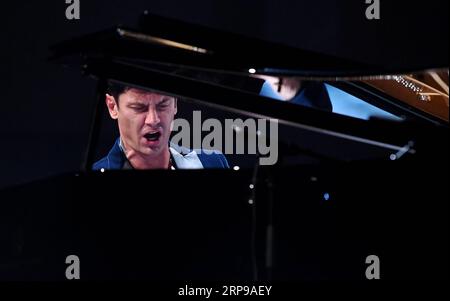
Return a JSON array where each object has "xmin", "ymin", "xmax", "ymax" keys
[{"xmin": 144, "ymin": 131, "xmax": 162, "ymax": 141}]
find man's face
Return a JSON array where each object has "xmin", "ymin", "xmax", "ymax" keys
[{"xmin": 106, "ymin": 88, "xmax": 177, "ymax": 157}]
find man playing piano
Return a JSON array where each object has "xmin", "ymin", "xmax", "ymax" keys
[{"xmin": 93, "ymin": 82, "xmax": 229, "ymax": 170}]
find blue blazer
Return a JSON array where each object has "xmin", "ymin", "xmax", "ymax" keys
[{"xmin": 93, "ymin": 138, "xmax": 229, "ymax": 170}]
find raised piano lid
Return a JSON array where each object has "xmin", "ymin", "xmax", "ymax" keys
[
  {"xmin": 49, "ymin": 13, "xmax": 448, "ymax": 124},
  {"xmin": 49, "ymin": 13, "xmax": 376, "ymax": 77}
]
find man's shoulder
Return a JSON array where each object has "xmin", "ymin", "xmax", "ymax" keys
[
  {"xmin": 195, "ymin": 149, "xmax": 230, "ymax": 169},
  {"xmin": 92, "ymin": 138, "xmax": 124, "ymax": 170},
  {"xmin": 92, "ymin": 157, "xmax": 109, "ymax": 170},
  {"xmin": 170, "ymin": 143, "xmax": 229, "ymax": 169}
]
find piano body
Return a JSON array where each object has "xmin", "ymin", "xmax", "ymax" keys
[{"xmin": 0, "ymin": 13, "xmax": 448, "ymax": 283}]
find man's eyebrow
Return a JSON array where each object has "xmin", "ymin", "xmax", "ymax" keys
[
  {"xmin": 158, "ymin": 98, "xmax": 172, "ymax": 104},
  {"xmin": 127, "ymin": 102, "xmax": 147, "ymax": 106}
]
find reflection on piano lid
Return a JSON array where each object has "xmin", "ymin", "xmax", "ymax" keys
[{"xmin": 250, "ymin": 71, "xmax": 449, "ymax": 123}]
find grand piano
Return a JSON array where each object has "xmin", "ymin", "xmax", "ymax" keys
[{"xmin": 0, "ymin": 12, "xmax": 448, "ymax": 286}]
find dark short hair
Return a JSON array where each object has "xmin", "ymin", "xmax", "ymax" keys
[
  {"xmin": 106, "ymin": 81, "xmax": 130, "ymax": 106},
  {"xmin": 106, "ymin": 81, "xmax": 178, "ymax": 108}
]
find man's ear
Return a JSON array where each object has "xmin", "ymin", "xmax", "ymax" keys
[{"xmin": 106, "ymin": 94, "xmax": 119, "ymax": 119}]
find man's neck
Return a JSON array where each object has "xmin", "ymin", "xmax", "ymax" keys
[{"xmin": 121, "ymin": 139, "xmax": 171, "ymax": 170}]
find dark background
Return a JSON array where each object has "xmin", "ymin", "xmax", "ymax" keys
[{"xmin": 1, "ymin": 0, "xmax": 448, "ymax": 189}]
